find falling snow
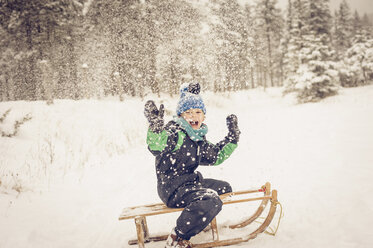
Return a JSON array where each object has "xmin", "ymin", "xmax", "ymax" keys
[{"xmin": 0, "ymin": 86, "xmax": 372, "ymax": 248}]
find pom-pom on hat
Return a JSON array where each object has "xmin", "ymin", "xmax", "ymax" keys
[{"xmin": 176, "ymin": 82, "xmax": 206, "ymax": 116}]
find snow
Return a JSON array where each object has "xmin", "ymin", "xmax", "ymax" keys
[
  {"xmin": 82, "ymin": 0, "xmax": 94, "ymax": 16},
  {"xmin": 1, "ymin": 85, "xmax": 373, "ymax": 248}
]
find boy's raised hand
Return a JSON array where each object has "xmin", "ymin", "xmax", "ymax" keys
[
  {"xmin": 226, "ymin": 114, "xmax": 241, "ymax": 143},
  {"xmin": 144, "ymin": 100, "xmax": 164, "ymax": 133}
]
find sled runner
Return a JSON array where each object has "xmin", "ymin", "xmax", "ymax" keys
[{"xmin": 118, "ymin": 182, "xmax": 280, "ymax": 248}]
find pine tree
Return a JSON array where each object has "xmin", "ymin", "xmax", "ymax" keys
[
  {"xmin": 283, "ymin": 0, "xmax": 307, "ymax": 87},
  {"xmin": 281, "ymin": 0, "xmax": 293, "ymax": 81},
  {"xmin": 87, "ymin": 0, "xmax": 160, "ymax": 98},
  {"xmin": 0, "ymin": 26, "xmax": 15, "ymax": 101},
  {"xmin": 333, "ymin": 0, "xmax": 352, "ymax": 59},
  {"xmin": 336, "ymin": 9, "xmax": 373, "ymax": 87},
  {"xmin": 340, "ymin": 39, "xmax": 373, "ymax": 86},
  {"xmin": 285, "ymin": 0, "xmax": 338, "ymax": 103},
  {"xmin": 0, "ymin": 0, "xmax": 84, "ymax": 101},
  {"xmin": 254, "ymin": 0, "xmax": 283, "ymax": 88},
  {"xmin": 352, "ymin": 10, "xmax": 363, "ymax": 39},
  {"xmin": 361, "ymin": 13, "xmax": 373, "ymax": 39},
  {"xmin": 243, "ymin": 4, "xmax": 257, "ymax": 88},
  {"xmin": 350, "ymin": 11, "xmax": 371, "ymax": 44},
  {"xmin": 149, "ymin": 0, "xmax": 204, "ymax": 95},
  {"xmin": 210, "ymin": 0, "xmax": 249, "ymax": 92}
]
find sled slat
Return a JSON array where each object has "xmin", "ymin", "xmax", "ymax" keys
[
  {"xmin": 119, "ymin": 183, "xmax": 280, "ymax": 248},
  {"xmin": 119, "ymin": 204, "xmax": 184, "ymax": 220},
  {"xmin": 119, "ymin": 196, "xmax": 271, "ymax": 220}
]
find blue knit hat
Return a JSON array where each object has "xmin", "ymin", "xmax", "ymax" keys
[{"xmin": 176, "ymin": 82, "xmax": 206, "ymax": 116}]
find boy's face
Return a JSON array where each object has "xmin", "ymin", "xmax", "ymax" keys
[{"xmin": 181, "ymin": 108, "xmax": 205, "ymax": 130}]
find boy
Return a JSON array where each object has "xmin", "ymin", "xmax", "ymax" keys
[{"xmin": 144, "ymin": 82, "xmax": 240, "ymax": 248}]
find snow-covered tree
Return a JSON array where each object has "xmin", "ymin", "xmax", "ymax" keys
[
  {"xmin": 0, "ymin": 26, "xmax": 14, "ymax": 101},
  {"xmin": 361, "ymin": 13, "xmax": 373, "ymax": 39},
  {"xmin": 210, "ymin": 0, "xmax": 251, "ymax": 91},
  {"xmin": 242, "ymin": 4, "xmax": 257, "ymax": 88},
  {"xmin": 254, "ymin": 0, "xmax": 284, "ymax": 88},
  {"xmin": 283, "ymin": 0, "xmax": 308, "ymax": 81},
  {"xmin": 151, "ymin": 0, "xmax": 205, "ymax": 95},
  {"xmin": 285, "ymin": 0, "xmax": 338, "ymax": 103},
  {"xmin": 0, "ymin": 0, "xmax": 84, "ymax": 101},
  {"xmin": 351, "ymin": 11, "xmax": 363, "ymax": 42},
  {"xmin": 280, "ymin": 0, "xmax": 293, "ymax": 83},
  {"xmin": 338, "ymin": 38, "xmax": 373, "ymax": 87},
  {"xmin": 333, "ymin": 0, "xmax": 353, "ymax": 59},
  {"xmin": 86, "ymin": 0, "xmax": 160, "ymax": 98}
]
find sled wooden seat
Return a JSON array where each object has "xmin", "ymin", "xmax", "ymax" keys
[{"xmin": 119, "ymin": 182, "xmax": 279, "ymax": 248}]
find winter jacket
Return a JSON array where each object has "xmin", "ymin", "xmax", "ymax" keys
[{"xmin": 147, "ymin": 120, "xmax": 237, "ymax": 205}]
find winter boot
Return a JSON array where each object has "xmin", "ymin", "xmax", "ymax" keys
[{"xmin": 165, "ymin": 229, "xmax": 192, "ymax": 248}]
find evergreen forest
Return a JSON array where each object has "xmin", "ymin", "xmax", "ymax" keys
[{"xmin": 1, "ymin": 0, "xmax": 372, "ymax": 103}]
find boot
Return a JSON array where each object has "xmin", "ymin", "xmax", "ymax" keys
[{"xmin": 165, "ymin": 229, "xmax": 192, "ymax": 248}]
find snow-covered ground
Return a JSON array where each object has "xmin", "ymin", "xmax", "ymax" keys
[{"xmin": 1, "ymin": 85, "xmax": 373, "ymax": 248}]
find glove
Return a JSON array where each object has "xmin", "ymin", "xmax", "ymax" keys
[
  {"xmin": 226, "ymin": 114, "xmax": 241, "ymax": 143},
  {"xmin": 144, "ymin": 100, "xmax": 164, "ymax": 133}
]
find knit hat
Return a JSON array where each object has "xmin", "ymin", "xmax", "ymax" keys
[{"xmin": 176, "ymin": 82, "xmax": 206, "ymax": 116}]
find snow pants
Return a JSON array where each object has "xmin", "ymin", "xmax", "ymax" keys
[{"xmin": 167, "ymin": 178, "xmax": 232, "ymax": 240}]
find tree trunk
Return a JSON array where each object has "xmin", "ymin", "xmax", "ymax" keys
[
  {"xmin": 251, "ymin": 67, "xmax": 255, "ymax": 89},
  {"xmin": 266, "ymin": 31, "xmax": 274, "ymax": 87}
]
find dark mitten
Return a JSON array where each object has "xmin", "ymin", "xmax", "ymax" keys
[
  {"xmin": 144, "ymin": 100, "xmax": 164, "ymax": 133},
  {"xmin": 226, "ymin": 114, "xmax": 241, "ymax": 143}
]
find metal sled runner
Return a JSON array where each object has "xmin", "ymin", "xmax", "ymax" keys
[{"xmin": 118, "ymin": 182, "xmax": 280, "ymax": 248}]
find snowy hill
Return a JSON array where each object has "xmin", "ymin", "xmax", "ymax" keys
[{"xmin": 0, "ymin": 86, "xmax": 373, "ymax": 248}]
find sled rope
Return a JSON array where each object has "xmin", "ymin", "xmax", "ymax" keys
[{"xmin": 255, "ymin": 200, "xmax": 283, "ymax": 236}]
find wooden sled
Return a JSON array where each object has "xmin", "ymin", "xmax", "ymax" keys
[{"xmin": 118, "ymin": 182, "xmax": 279, "ymax": 248}]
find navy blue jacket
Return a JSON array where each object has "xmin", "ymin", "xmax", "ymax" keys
[{"xmin": 147, "ymin": 120, "xmax": 237, "ymax": 205}]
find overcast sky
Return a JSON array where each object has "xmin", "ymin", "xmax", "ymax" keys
[
  {"xmin": 276, "ymin": 0, "xmax": 373, "ymax": 14},
  {"xmin": 330, "ymin": 0, "xmax": 373, "ymax": 14},
  {"xmin": 239, "ymin": 0, "xmax": 373, "ymax": 15}
]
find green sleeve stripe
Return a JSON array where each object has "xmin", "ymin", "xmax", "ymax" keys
[
  {"xmin": 147, "ymin": 129, "xmax": 169, "ymax": 152},
  {"xmin": 172, "ymin": 131, "xmax": 186, "ymax": 152},
  {"xmin": 214, "ymin": 143, "xmax": 238, "ymax": 165}
]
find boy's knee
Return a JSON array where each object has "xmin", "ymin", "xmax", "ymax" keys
[
  {"xmin": 217, "ymin": 182, "xmax": 232, "ymax": 195},
  {"xmin": 193, "ymin": 192, "xmax": 223, "ymax": 216},
  {"xmin": 222, "ymin": 183, "xmax": 232, "ymax": 194},
  {"xmin": 208, "ymin": 194, "xmax": 223, "ymax": 215}
]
